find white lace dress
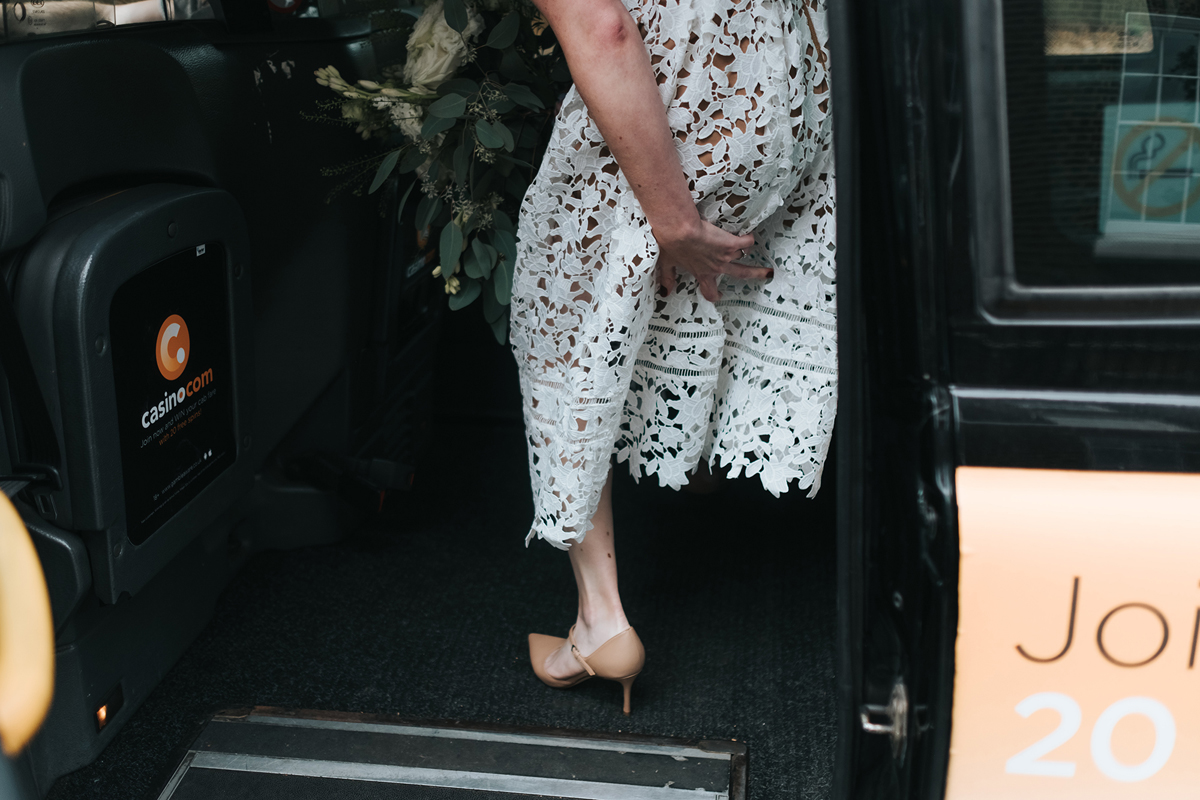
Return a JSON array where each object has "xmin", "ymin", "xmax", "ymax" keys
[{"xmin": 510, "ymin": 0, "xmax": 835, "ymax": 548}]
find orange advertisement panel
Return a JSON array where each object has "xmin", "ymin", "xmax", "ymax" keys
[{"xmin": 947, "ymin": 467, "xmax": 1200, "ymax": 800}]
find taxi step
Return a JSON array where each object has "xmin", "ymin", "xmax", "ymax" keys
[{"xmin": 153, "ymin": 708, "xmax": 746, "ymax": 800}]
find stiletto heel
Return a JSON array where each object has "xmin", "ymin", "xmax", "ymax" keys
[
  {"xmin": 618, "ymin": 674, "xmax": 638, "ymax": 715},
  {"xmin": 528, "ymin": 626, "xmax": 646, "ymax": 713}
]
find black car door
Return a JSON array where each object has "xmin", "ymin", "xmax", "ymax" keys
[{"xmin": 833, "ymin": 0, "xmax": 1200, "ymax": 797}]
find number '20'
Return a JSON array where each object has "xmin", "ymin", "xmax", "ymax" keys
[{"xmin": 1005, "ymin": 693, "xmax": 1175, "ymax": 782}]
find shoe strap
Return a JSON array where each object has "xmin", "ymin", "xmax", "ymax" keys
[{"xmin": 567, "ymin": 625, "xmax": 597, "ymax": 676}]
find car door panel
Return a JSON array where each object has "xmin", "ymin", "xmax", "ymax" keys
[{"xmin": 837, "ymin": 0, "xmax": 1200, "ymax": 797}]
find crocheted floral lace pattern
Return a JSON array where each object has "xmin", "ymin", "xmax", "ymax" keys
[{"xmin": 510, "ymin": 0, "xmax": 835, "ymax": 548}]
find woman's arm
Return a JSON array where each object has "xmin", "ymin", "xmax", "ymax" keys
[{"xmin": 533, "ymin": 0, "xmax": 769, "ymax": 301}]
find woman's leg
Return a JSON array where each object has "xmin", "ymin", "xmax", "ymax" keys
[{"xmin": 542, "ymin": 468, "xmax": 631, "ymax": 680}]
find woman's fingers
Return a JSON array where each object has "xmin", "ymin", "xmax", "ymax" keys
[
  {"xmin": 656, "ymin": 261, "xmax": 677, "ymax": 295},
  {"xmin": 726, "ymin": 232, "xmax": 755, "ymax": 260},
  {"xmin": 699, "ymin": 220, "xmax": 755, "ymax": 258},
  {"xmin": 657, "ymin": 220, "xmax": 764, "ymax": 300},
  {"xmin": 720, "ymin": 262, "xmax": 773, "ymax": 280},
  {"xmin": 703, "ymin": 220, "xmax": 753, "ymax": 248}
]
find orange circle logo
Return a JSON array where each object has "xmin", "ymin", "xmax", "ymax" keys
[{"xmin": 155, "ymin": 314, "xmax": 190, "ymax": 381}]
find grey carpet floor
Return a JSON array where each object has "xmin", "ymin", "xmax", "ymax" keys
[{"xmin": 45, "ymin": 421, "xmax": 837, "ymax": 800}]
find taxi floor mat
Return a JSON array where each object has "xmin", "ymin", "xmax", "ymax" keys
[
  {"xmin": 152, "ymin": 707, "xmax": 747, "ymax": 800},
  {"xmin": 45, "ymin": 421, "xmax": 835, "ymax": 800}
]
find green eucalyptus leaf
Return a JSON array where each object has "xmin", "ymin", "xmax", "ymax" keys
[
  {"xmin": 491, "ymin": 120, "xmax": 515, "ymax": 152},
  {"xmin": 493, "ymin": 255, "xmax": 513, "ymax": 305},
  {"xmin": 497, "ymin": 152, "xmax": 534, "ymax": 169},
  {"xmin": 442, "ymin": 0, "xmax": 468, "ymax": 32},
  {"xmin": 369, "ymin": 150, "xmax": 400, "ymax": 194},
  {"xmin": 396, "ymin": 180, "xmax": 416, "ymax": 222},
  {"xmin": 486, "ymin": 12, "xmax": 520, "ymax": 49},
  {"xmin": 427, "ymin": 160, "xmax": 442, "ymax": 181},
  {"xmin": 429, "ymin": 93, "xmax": 467, "ymax": 118},
  {"xmin": 440, "ymin": 221, "xmax": 464, "ymax": 272},
  {"xmin": 421, "ymin": 113, "xmax": 457, "ymax": 138},
  {"xmin": 500, "ymin": 48, "xmax": 535, "ymax": 82},
  {"xmin": 475, "ymin": 118, "xmax": 504, "ymax": 149},
  {"xmin": 489, "ymin": 314, "xmax": 508, "ymax": 345},
  {"xmin": 453, "ymin": 137, "xmax": 471, "ymax": 184},
  {"xmin": 492, "ymin": 228, "xmax": 518, "ymax": 268},
  {"xmin": 501, "ymin": 82, "xmax": 544, "ymax": 110},
  {"xmin": 448, "ymin": 278, "xmax": 481, "ymax": 310},
  {"xmin": 398, "ymin": 147, "xmax": 427, "ymax": 174},
  {"xmin": 463, "ymin": 246, "xmax": 483, "ymax": 278},
  {"xmin": 417, "ymin": 195, "xmax": 443, "ymax": 231},
  {"xmin": 472, "ymin": 238, "xmax": 495, "ymax": 279},
  {"xmin": 439, "ymin": 78, "xmax": 479, "ymax": 97},
  {"xmin": 416, "ymin": 194, "xmax": 433, "ymax": 229},
  {"xmin": 493, "ymin": 211, "xmax": 514, "ymax": 233},
  {"xmin": 482, "ymin": 283, "xmax": 504, "ymax": 323},
  {"xmin": 487, "ymin": 94, "xmax": 516, "ymax": 114}
]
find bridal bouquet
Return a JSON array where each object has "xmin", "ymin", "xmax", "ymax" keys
[{"xmin": 315, "ymin": 0, "xmax": 568, "ymax": 343}]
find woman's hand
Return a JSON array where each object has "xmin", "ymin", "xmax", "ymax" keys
[
  {"xmin": 654, "ymin": 217, "xmax": 771, "ymax": 302},
  {"xmin": 533, "ymin": 0, "xmax": 773, "ymax": 302}
]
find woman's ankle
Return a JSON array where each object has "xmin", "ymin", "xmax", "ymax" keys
[{"xmin": 574, "ymin": 611, "xmax": 630, "ymax": 653}]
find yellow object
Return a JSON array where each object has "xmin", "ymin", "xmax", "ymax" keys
[
  {"xmin": 947, "ymin": 467, "xmax": 1200, "ymax": 799},
  {"xmin": 0, "ymin": 492, "xmax": 54, "ymax": 756}
]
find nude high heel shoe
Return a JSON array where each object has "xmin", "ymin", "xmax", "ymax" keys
[{"xmin": 528, "ymin": 625, "xmax": 645, "ymax": 715}]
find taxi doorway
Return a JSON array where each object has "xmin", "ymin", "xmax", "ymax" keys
[{"xmin": 0, "ymin": 1, "xmax": 841, "ymax": 799}]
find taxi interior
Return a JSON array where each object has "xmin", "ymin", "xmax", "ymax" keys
[
  {"xmin": 6, "ymin": 0, "xmax": 1200, "ymax": 798},
  {"xmin": 0, "ymin": 0, "xmax": 840, "ymax": 798}
]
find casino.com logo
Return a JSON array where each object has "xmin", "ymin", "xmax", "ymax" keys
[
  {"xmin": 156, "ymin": 314, "xmax": 190, "ymax": 380},
  {"xmin": 141, "ymin": 314, "xmax": 214, "ymax": 430}
]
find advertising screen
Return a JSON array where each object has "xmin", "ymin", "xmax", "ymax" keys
[{"xmin": 109, "ymin": 243, "xmax": 236, "ymax": 545}]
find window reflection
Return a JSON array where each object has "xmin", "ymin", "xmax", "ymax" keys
[
  {"xmin": 1003, "ymin": 0, "xmax": 1200, "ymax": 285},
  {"xmin": 2, "ymin": 0, "xmax": 212, "ymax": 42}
]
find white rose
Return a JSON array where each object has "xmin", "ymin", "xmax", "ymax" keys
[
  {"xmin": 403, "ymin": 0, "xmax": 484, "ymax": 91},
  {"xmin": 390, "ymin": 101, "xmax": 425, "ymax": 141}
]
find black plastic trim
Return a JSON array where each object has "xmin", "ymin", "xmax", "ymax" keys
[
  {"xmin": 954, "ymin": 386, "xmax": 1200, "ymax": 473},
  {"xmin": 18, "ymin": 498, "xmax": 92, "ymax": 633},
  {"xmin": 829, "ymin": 0, "xmax": 861, "ymax": 793}
]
